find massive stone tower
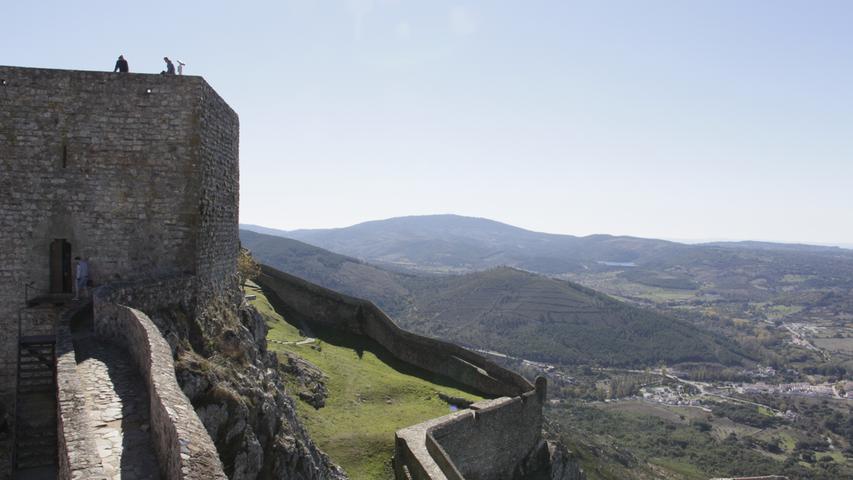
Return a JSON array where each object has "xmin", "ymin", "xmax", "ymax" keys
[
  {"xmin": 0, "ymin": 66, "xmax": 239, "ymax": 478},
  {"xmin": 0, "ymin": 65, "xmax": 239, "ymax": 393}
]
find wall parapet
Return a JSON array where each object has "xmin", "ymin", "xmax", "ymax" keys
[
  {"xmin": 93, "ymin": 274, "xmax": 197, "ymax": 317},
  {"xmin": 426, "ymin": 390, "xmax": 545, "ymax": 480},
  {"xmin": 94, "ymin": 299, "xmax": 225, "ymax": 480},
  {"xmin": 257, "ymin": 265, "xmax": 548, "ymax": 479},
  {"xmin": 258, "ymin": 265, "xmax": 532, "ymax": 398},
  {"xmin": 56, "ymin": 304, "xmax": 107, "ymax": 480}
]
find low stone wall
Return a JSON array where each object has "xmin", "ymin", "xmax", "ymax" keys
[
  {"xmin": 94, "ymin": 300, "xmax": 225, "ymax": 480},
  {"xmin": 94, "ymin": 275, "xmax": 197, "ymax": 317},
  {"xmin": 258, "ymin": 266, "xmax": 532, "ymax": 398},
  {"xmin": 56, "ymin": 304, "xmax": 106, "ymax": 480},
  {"xmin": 257, "ymin": 266, "xmax": 547, "ymax": 479},
  {"xmin": 426, "ymin": 382, "xmax": 546, "ymax": 480}
]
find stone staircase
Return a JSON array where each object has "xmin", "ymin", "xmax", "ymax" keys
[{"xmin": 14, "ymin": 335, "xmax": 57, "ymax": 474}]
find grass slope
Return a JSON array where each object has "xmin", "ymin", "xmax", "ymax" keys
[{"xmin": 247, "ymin": 284, "xmax": 484, "ymax": 479}]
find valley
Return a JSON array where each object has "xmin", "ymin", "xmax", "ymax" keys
[
  {"xmin": 240, "ymin": 230, "xmax": 748, "ymax": 369},
  {"xmin": 240, "ymin": 216, "xmax": 853, "ymax": 479}
]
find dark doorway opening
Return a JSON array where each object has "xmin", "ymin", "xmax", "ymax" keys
[{"xmin": 49, "ymin": 239, "xmax": 72, "ymax": 294}]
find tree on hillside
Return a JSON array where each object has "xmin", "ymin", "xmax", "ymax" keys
[{"xmin": 238, "ymin": 247, "xmax": 261, "ymax": 288}]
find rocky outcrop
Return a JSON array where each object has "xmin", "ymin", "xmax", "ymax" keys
[
  {"xmin": 546, "ymin": 441, "xmax": 586, "ymax": 480},
  {"xmin": 279, "ymin": 353, "xmax": 328, "ymax": 410},
  {"xmin": 161, "ymin": 295, "xmax": 346, "ymax": 480}
]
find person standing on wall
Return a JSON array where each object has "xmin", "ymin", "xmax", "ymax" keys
[
  {"xmin": 162, "ymin": 57, "xmax": 176, "ymax": 75},
  {"xmin": 176, "ymin": 60, "xmax": 185, "ymax": 75},
  {"xmin": 73, "ymin": 257, "xmax": 89, "ymax": 301},
  {"xmin": 114, "ymin": 55, "xmax": 129, "ymax": 73}
]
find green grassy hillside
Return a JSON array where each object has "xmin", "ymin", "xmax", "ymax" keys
[{"xmin": 247, "ymin": 283, "xmax": 484, "ymax": 479}]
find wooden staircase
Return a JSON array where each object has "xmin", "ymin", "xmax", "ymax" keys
[{"xmin": 13, "ymin": 335, "xmax": 57, "ymax": 473}]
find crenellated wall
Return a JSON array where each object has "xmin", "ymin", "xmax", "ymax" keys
[{"xmin": 257, "ymin": 265, "xmax": 550, "ymax": 479}]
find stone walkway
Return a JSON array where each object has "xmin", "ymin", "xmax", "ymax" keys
[{"xmin": 74, "ymin": 333, "xmax": 161, "ymax": 480}]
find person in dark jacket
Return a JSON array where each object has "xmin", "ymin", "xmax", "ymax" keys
[
  {"xmin": 114, "ymin": 55, "xmax": 129, "ymax": 73},
  {"xmin": 162, "ymin": 57, "xmax": 175, "ymax": 75}
]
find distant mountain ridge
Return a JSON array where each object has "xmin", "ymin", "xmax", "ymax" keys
[
  {"xmin": 698, "ymin": 240, "xmax": 850, "ymax": 253},
  {"xmin": 242, "ymin": 215, "xmax": 688, "ymax": 274},
  {"xmin": 241, "ymin": 215, "xmax": 853, "ymax": 278},
  {"xmin": 240, "ymin": 229, "xmax": 750, "ymax": 368}
]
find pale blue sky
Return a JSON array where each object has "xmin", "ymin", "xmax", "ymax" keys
[{"xmin": 4, "ymin": 1, "xmax": 852, "ymax": 245}]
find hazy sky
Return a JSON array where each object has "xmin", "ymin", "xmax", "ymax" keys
[{"xmin": 5, "ymin": 1, "xmax": 852, "ymax": 245}]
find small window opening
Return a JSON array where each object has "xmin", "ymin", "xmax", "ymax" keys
[{"xmin": 62, "ymin": 143, "xmax": 68, "ymax": 168}]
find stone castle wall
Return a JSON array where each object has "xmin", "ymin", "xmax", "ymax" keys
[
  {"xmin": 94, "ymin": 300, "xmax": 226, "ymax": 480},
  {"xmin": 56, "ymin": 305, "xmax": 106, "ymax": 480},
  {"xmin": 256, "ymin": 266, "xmax": 547, "ymax": 479},
  {"xmin": 258, "ymin": 266, "xmax": 532, "ymax": 398},
  {"xmin": 0, "ymin": 66, "xmax": 239, "ymax": 411},
  {"xmin": 425, "ymin": 385, "xmax": 545, "ymax": 480},
  {"xmin": 195, "ymin": 81, "xmax": 241, "ymax": 306}
]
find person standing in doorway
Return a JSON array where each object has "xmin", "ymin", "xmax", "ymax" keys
[
  {"xmin": 162, "ymin": 57, "xmax": 175, "ymax": 75},
  {"xmin": 114, "ymin": 55, "xmax": 129, "ymax": 73},
  {"xmin": 73, "ymin": 257, "xmax": 89, "ymax": 301}
]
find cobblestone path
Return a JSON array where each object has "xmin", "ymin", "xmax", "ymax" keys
[{"xmin": 74, "ymin": 333, "xmax": 161, "ymax": 480}]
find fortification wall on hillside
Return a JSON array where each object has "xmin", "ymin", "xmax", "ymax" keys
[
  {"xmin": 425, "ymin": 382, "xmax": 546, "ymax": 480},
  {"xmin": 257, "ymin": 266, "xmax": 548, "ymax": 479},
  {"xmin": 0, "ymin": 66, "xmax": 239, "ymax": 409},
  {"xmin": 258, "ymin": 266, "xmax": 532, "ymax": 398}
]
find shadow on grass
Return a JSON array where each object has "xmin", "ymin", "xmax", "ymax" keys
[{"xmin": 259, "ymin": 283, "xmax": 490, "ymax": 401}]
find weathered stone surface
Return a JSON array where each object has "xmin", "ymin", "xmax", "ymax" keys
[
  {"xmin": 425, "ymin": 393, "xmax": 544, "ymax": 480},
  {"xmin": 57, "ymin": 307, "xmax": 108, "ymax": 480},
  {"xmin": 280, "ymin": 353, "xmax": 327, "ymax": 409},
  {"xmin": 0, "ymin": 65, "xmax": 239, "ymax": 436},
  {"xmin": 545, "ymin": 441, "xmax": 586, "ymax": 480},
  {"xmin": 258, "ymin": 266, "xmax": 532, "ymax": 399},
  {"xmin": 173, "ymin": 299, "xmax": 348, "ymax": 480},
  {"xmin": 73, "ymin": 331, "xmax": 161, "ymax": 480},
  {"xmin": 95, "ymin": 301, "xmax": 225, "ymax": 480},
  {"xmin": 1, "ymin": 66, "xmax": 345, "ymax": 480}
]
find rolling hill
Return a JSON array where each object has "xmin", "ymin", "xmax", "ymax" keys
[
  {"xmin": 241, "ymin": 216, "xmax": 853, "ymax": 352},
  {"xmin": 240, "ymin": 230, "xmax": 749, "ymax": 368},
  {"xmin": 242, "ymin": 215, "xmax": 688, "ymax": 274}
]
